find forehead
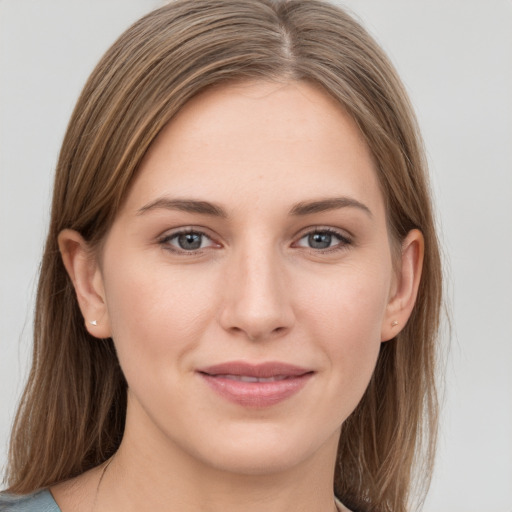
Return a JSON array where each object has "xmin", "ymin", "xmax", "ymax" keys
[{"xmin": 124, "ymin": 80, "xmax": 384, "ymax": 217}]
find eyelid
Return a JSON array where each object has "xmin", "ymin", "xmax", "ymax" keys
[
  {"xmin": 156, "ymin": 225, "xmax": 352, "ymax": 255},
  {"xmin": 292, "ymin": 226, "xmax": 353, "ymax": 252},
  {"xmin": 294, "ymin": 225, "xmax": 352, "ymax": 240},
  {"xmin": 158, "ymin": 226, "xmax": 222, "ymax": 254}
]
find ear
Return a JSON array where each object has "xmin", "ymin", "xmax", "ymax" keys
[
  {"xmin": 58, "ymin": 229, "xmax": 111, "ymax": 339},
  {"xmin": 381, "ymin": 229, "xmax": 424, "ymax": 342}
]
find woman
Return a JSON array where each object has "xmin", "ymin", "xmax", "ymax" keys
[{"xmin": 1, "ymin": 1, "xmax": 442, "ymax": 511}]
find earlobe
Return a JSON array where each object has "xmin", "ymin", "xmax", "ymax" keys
[
  {"xmin": 381, "ymin": 229, "xmax": 424, "ymax": 342},
  {"xmin": 58, "ymin": 229, "xmax": 111, "ymax": 339}
]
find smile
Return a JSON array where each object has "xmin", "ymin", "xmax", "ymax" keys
[{"xmin": 197, "ymin": 361, "xmax": 314, "ymax": 407}]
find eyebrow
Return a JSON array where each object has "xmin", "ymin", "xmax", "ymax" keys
[
  {"xmin": 137, "ymin": 196, "xmax": 372, "ymax": 218},
  {"xmin": 289, "ymin": 197, "xmax": 372, "ymax": 217},
  {"xmin": 137, "ymin": 198, "xmax": 227, "ymax": 217}
]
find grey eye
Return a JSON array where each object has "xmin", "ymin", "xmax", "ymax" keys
[
  {"xmin": 295, "ymin": 229, "xmax": 351, "ymax": 251},
  {"xmin": 308, "ymin": 232, "xmax": 333, "ymax": 249},
  {"xmin": 176, "ymin": 233, "xmax": 204, "ymax": 250},
  {"xmin": 164, "ymin": 231, "xmax": 215, "ymax": 251},
  {"xmin": 161, "ymin": 228, "xmax": 220, "ymax": 254}
]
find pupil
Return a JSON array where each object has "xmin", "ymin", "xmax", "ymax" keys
[
  {"xmin": 178, "ymin": 233, "xmax": 202, "ymax": 250},
  {"xmin": 309, "ymin": 232, "xmax": 331, "ymax": 249}
]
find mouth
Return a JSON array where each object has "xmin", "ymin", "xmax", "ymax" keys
[
  {"xmin": 213, "ymin": 374, "xmax": 295, "ymax": 382},
  {"xmin": 197, "ymin": 361, "xmax": 314, "ymax": 407}
]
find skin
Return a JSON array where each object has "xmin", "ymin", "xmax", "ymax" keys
[{"xmin": 55, "ymin": 80, "xmax": 423, "ymax": 512}]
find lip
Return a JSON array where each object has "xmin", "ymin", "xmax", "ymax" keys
[{"xmin": 197, "ymin": 361, "xmax": 314, "ymax": 408}]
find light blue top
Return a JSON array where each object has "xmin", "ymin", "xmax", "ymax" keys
[
  {"xmin": 0, "ymin": 489, "xmax": 351, "ymax": 511},
  {"xmin": 0, "ymin": 490, "xmax": 60, "ymax": 512}
]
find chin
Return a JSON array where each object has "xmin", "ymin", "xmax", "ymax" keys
[
  {"xmin": 185, "ymin": 422, "xmax": 341, "ymax": 477},
  {"xmin": 206, "ymin": 448, "xmax": 312, "ymax": 476}
]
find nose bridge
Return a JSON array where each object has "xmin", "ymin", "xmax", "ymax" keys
[{"xmin": 220, "ymin": 237, "xmax": 293, "ymax": 340}]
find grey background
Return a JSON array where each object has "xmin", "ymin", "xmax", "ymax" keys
[{"xmin": 1, "ymin": 1, "xmax": 511, "ymax": 510}]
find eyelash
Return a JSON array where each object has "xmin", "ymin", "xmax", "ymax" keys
[
  {"xmin": 294, "ymin": 228, "xmax": 352, "ymax": 253},
  {"xmin": 158, "ymin": 227, "xmax": 352, "ymax": 255},
  {"xmin": 158, "ymin": 228, "xmax": 219, "ymax": 254}
]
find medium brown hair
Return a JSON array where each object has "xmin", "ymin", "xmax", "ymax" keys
[{"xmin": 5, "ymin": 1, "xmax": 442, "ymax": 511}]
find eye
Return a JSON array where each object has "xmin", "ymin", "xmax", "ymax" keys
[
  {"xmin": 160, "ymin": 230, "xmax": 217, "ymax": 252},
  {"xmin": 295, "ymin": 229, "xmax": 351, "ymax": 251}
]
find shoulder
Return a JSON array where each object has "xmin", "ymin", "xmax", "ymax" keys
[{"xmin": 0, "ymin": 490, "xmax": 61, "ymax": 512}]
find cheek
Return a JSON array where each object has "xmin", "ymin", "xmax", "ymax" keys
[
  {"xmin": 298, "ymin": 260, "xmax": 391, "ymax": 342},
  {"xmin": 294, "ymin": 261, "xmax": 391, "ymax": 402},
  {"xmin": 102, "ymin": 256, "xmax": 218, "ymax": 378}
]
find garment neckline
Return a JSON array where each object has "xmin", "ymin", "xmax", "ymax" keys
[{"xmin": 43, "ymin": 487, "xmax": 350, "ymax": 512}]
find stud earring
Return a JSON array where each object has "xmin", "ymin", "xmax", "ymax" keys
[
  {"xmin": 90, "ymin": 320, "xmax": 98, "ymax": 326},
  {"xmin": 391, "ymin": 320, "xmax": 398, "ymax": 327}
]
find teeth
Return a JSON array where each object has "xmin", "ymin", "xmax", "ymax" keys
[{"xmin": 218, "ymin": 374, "xmax": 288, "ymax": 382}]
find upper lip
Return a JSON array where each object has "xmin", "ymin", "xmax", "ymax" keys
[{"xmin": 198, "ymin": 361, "xmax": 313, "ymax": 378}]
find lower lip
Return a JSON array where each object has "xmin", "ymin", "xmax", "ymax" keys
[{"xmin": 199, "ymin": 373, "xmax": 313, "ymax": 407}]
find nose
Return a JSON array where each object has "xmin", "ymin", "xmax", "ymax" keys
[{"xmin": 219, "ymin": 245, "xmax": 295, "ymax": 342}]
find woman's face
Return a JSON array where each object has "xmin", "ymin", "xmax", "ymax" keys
[{"xmin": 92, "ymin": 81, "xmax": 400, "ymax": 474}]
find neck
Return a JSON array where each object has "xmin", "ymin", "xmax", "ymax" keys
[{"xmin": 97, "ymin": 408, "xmax": 341, "ymax": 512}]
